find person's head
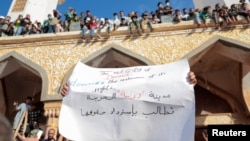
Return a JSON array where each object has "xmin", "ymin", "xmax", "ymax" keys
[
  {"xmin": 86, "ymin": 10, "xmax": 91, "ymax": 16},
  {"xmin": 68, "ymin": 7, "xmax": 73, "ymax": 11},
  {"xmin": 120, "ymin": 17, "xmax": 125, "ymax": 23},
  {"xmin": 26, "ymin": 96, "xmax": 33, "ymax": 104},
  {"xmin": 0, "ymin": 16, "xmax": 4, "ymax": 20},
  {"xmin": 59, "ymin": 20, "xmax": 64, "ymax": 25},
  {"xmin": 26, "ymin": 14, "xmax": 30, "ymax": 19},
  {"xmin": 32, "ymin": 120, "xmax": 39, "ymax": 128},
  {"xmin": 30, "ymin": 103, "xmax": 37, "ymax": 111},
  {"xmin": 104, "ymin": 18, "xmax": 109, "ymax": 23},
  {"xmin": 48, "ymin": 14, "xmax": 52, "ymax": 19},
  {"xmin": 119, "ymin": 10, "xmax": 124, "ymax": 16},
  {"xmin": 113, "ymin": 12, "xmax": 118, "ymax": 18},
  {"xmin": 203, "ymin": 6, "xmax": 211, "ymax": 12},
  {"xmin": 215, "ymin": 3, "xmax": 221, "ymax": 9},
  {"xmin": 80, "ymin": 12, "xmax": 84, "ymax": 17},
  {"xmin": 165, "ymin": 0, "xmax": 170, "ymax": 6},
  {"xmin": 195, "ymin": 8, "xmax": 200, "ymax": 13},
  {"xmin": 0, "ymin": 115, "xmax": 12, "ymax": 141},
  {"xmin": 5, "ymin": 16, "xmax": 11, "ymax": 21},
  {"xmin": 183, "ymin": 8, "xmax": 188, "ymax": 14},
  {"xmin": 240, "ymin": 0, "xmax": 246, "ymax": 3},
  {"xmin": 151, "ymin": 11, "xmax": 156, "ymax": 15},
  {"xmin": 18, "ymin": 14, "xmax": 23, "ymax": 19},
  {"xmin": 129, "ymin": 11, "xmax": 134, "ymax": 17},
  {"xmin": 142, "ymin": 12, "xmax": 148, "ymax": 19},
  {"xmin": 8, "ymin": 22, "xmax": 14, "ymax": 27},
  {"xmin": 135, "ymin": 11, "xmax": 139, "ymax": 16},
  {"xmin": 91, "ymin": 16, "xmax": 97, "ymax": 22},
  {"xmin": 32, "ymin": 24, "xmax": 37, "ymax": 30},
  {"xmin": 47, "ymin": 128, "xmax": 56, "ymax": 140},
  {"xmin": 157, "ymin": 2, "xmax": 163, "ymax": 8},
  {"xmin": 188, "ymin": 8, "xmax": 194, "ymax": 14},
  {"xmin": 53, "ymin": 9, "xmax": 57, "ymax": 14},
  {"xmin": 175, "ymin": 9, "xmax": 180, "ymax": 15},
  {"xmin": 37, "ymin": 22, "xmax": 41, "ymax": 27}
]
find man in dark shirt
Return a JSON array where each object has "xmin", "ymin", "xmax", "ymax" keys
[{"xmin": 25, "ymin": 104, "xmax": 42, "ymax": 136}]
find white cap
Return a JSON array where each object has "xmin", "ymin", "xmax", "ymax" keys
[
  {"xmin": 0, "ymin": 16, "xmax": 5, "ymax": 19},
  {"xmin": 100, "ymin": 18, "xmax": 104, "ymax": 22}
]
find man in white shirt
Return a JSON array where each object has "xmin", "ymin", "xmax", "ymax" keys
[{"xmin": 13, "ymin": 96, "xmax": 32, "ymax": 133}]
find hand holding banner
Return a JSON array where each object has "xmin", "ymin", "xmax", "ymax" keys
[{"xmin": 59, "ymin": 59, "xmax": 195, "ymax": 141}]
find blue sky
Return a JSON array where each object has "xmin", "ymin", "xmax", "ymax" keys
[{"xmin": 0, "ymin": 0, "xmax": 194, "ymax": 19}]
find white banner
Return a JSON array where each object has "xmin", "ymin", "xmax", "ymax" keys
[{"xmin": 59, "ymin": 59, "xmax": 195, "ymax": 141}]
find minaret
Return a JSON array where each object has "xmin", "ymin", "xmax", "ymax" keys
[
  {"xmin": 7, "ymin": 0, "xmax": 65, "ymax": 23},
  {"xmin": 193, "ymin": 0, "xmax": 248, "ymax": 9}
]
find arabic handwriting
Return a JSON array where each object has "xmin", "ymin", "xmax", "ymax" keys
[
  {"xmin": 81, "ymin": 109, "xmax": 106, "ymax": 117},
  {"xmin": 93, "ymin": 85, "xmax": 112, "ymax": 93},
  {"xmin": 110, "ymin": 104, "xmax": 138, "ymax": 116},
  {"xmin": 81, "ymin": 105, "xmax": 174, "ymax": 117},
  {"xmin": 148, "ymin": 91, "xmax": 171, "ymax": 101},
  {"xmin": 142, "ymin": 106, "xmax": 174, "ymax": 116},
  {"xmin": 87, "ymin": 93, "xmax": 116, "ymax": 102},
  {"xmin": 118, "ymin": 90, "xmax": 144, "ymax": 100}
]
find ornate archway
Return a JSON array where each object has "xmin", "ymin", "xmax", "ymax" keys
[
  {"xmin": 184, "ymin": 36, "xmax": 250, "ymax": 140},
  {"xmin": 0, "ymin": 51, "xmax": 48, "ymax": 127}
]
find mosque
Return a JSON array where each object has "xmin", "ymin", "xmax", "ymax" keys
[{"xmin": 1, "ymin": 0, "xmax": 250, "ymax": 141}]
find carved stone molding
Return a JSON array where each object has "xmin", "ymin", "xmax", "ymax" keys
[
  {"xmin": 44, "ymin": 101, "xmax": 62, "ymax": 117},
  {"xmin": 195, "ymin": 113, "xmax": 247, "ymax": 127},
  {"xmin": 43, "ymin": 101, "xmax": 62, "ymax": 138}
]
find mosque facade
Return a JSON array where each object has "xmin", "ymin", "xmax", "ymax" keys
[{"xmin": 1, "ymin": 0, "xmax": 250, "ymax": 141}]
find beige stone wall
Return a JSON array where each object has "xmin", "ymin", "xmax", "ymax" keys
[{"xmin": 0, "ymin": 27, "xmax": 249, "ymax": 95}]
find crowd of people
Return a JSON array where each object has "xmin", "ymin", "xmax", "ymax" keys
[
  {"xmin": 10, "ymin": 96, "xmax": 55, "ymax": 141},
  {"xmin": 0, "ymin": 0, "xmax": 250, "ymax": 39}
]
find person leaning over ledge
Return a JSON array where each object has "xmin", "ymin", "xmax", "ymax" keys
[
  {"xmin": 61, "ymin": 71, "xmax": 197, "ymax": 97},
  {"xmin": 140, "ymin": 11, "xmax": 154, "ymax": 32}
]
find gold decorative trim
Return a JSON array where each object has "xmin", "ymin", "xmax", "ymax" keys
[
  {"xmin": 195, "ymin": 113, "xmax": 245, "ymax": 127},
  {"xmin": 11, "ymin": 0, "xmax": 27, "ymax": 12},
  {"xmin": 44, "ymin": 101, "xmax": 62, "ymax": 117},
  {"xmin": 46, "ymin": 124, "xmax": 58, "ymax": 128},
  {"xmin": 44, "ymin": 101, "xmax": 62, "ymax": 108}
]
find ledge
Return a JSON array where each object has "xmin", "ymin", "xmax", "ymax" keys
[{"xmin": 0, "ymin": 18, "xmax": 249, "ymax": 47}]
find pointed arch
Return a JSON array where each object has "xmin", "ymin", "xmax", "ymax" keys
[
  {"xmin": 0, "ymin": 51, "xmax": 48, "ymax": 103},
  {"xmin": 183, "ymin": 35, "xmax": 250, "ymax": 115},
  {"xmin": 82, "ymin": 43, "xmax": 155, "ymax": 67}
]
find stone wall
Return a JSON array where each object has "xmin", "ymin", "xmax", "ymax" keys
[
  {"xmin": 0, "ymin": 24, "xmax": 250, "ymax": 95},
  {"xmin": 1, "ymin": 23, "xmax": 250, "ymax": 141}
]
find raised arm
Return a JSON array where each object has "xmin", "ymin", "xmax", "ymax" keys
[{"xmin": 13, "ymin": 101, "xmax": 19, "ymax": 111}]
